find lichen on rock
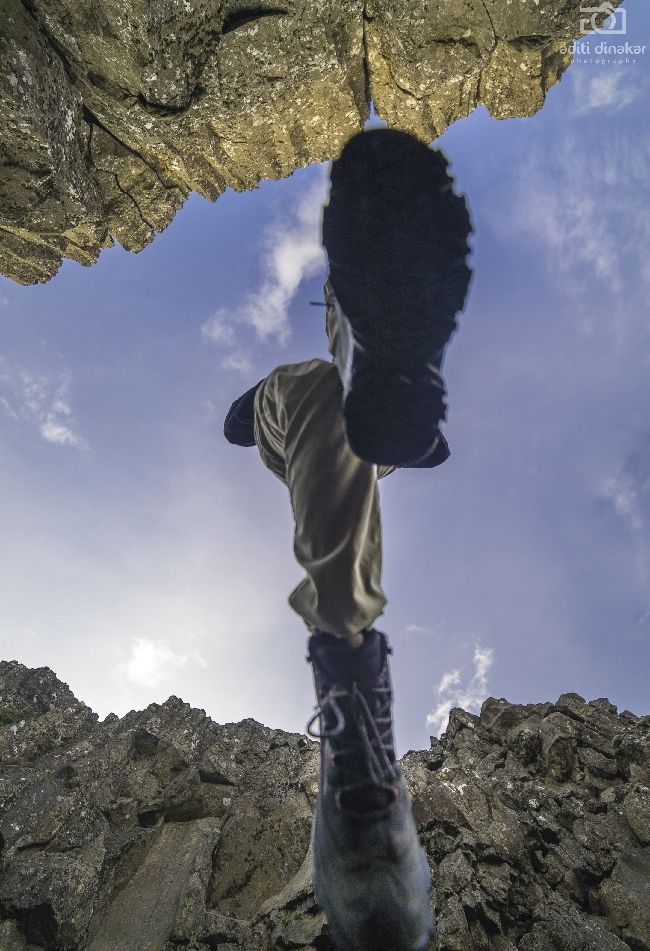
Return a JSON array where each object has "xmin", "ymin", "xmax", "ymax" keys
[
  {"xmin": 0, "ymin": 661, "xmax": 648, "ymax": 950},
  {"xmin": 0, "ymin": 0, "xmax": 622, "ymax": 285}
]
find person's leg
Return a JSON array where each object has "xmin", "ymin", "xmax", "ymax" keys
[
  {"xmin": 254, "ymin": 356, "xmax": 390, "ymax": 641},
  {"xmin": 251, "ymin": 127, "xmax": 472, "ymax": 951},
  {"xmin": 253, "ymin": 356, "xmax": 433, "ymax": 951},
  {"xmin": 311, "ymin": 130, "xmax": 471, "ymax": 951}
]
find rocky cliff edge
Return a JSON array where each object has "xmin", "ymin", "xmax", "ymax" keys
[{"xmin": 0, "ymin": 659, "xmax": 648, "ymax": 951}]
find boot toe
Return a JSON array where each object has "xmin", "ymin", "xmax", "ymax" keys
[{"xmin": 312, "ymin": 775, "xmax": 435, "ymax": 951}]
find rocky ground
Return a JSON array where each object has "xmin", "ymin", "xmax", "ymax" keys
[
  {"xmin": 0, "ymin": 660, "xmax": 648, "ymax": 950},
  {"xmin": 0, "ymin": 0, "xmax": 622, "ymax": 284}
]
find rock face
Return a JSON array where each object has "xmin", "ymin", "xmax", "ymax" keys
[
  {"xmin": 0, "ymin": 0, "xmax": 621, "ymax": 285},
  {"xmin": 0, "ymin": 661, "xmax": 648, "ymax": 950}
]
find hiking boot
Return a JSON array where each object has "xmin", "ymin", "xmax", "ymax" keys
[
  {"xmin": 307, "ymin": 629, "xmax": 435, "ymax": 951},
  {"xmin": 322, "ymin": 128, "xmax": 473, "ymax": 466}
]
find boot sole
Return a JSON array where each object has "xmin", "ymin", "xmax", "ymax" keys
[{"xmin": 322, "ymin": 128, "xmax": 473, "ymax": 465}]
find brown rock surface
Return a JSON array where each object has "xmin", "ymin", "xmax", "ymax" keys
[
  {"xmin": 0, "ymin": 663, "xmax": 648, "ymax": 950},
  {"xmin": 0, "ymin": 0, "xmax": 622, "ymax": 285}
]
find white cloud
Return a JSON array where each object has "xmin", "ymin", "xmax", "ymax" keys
[
  {"xmin": 486, "ymin": 128, "xmax": 650, "ymax": 317},
  {"xmin": 201, "ymin": 167, "xmax": 328, "ymax": 351},
  {"xmin": 39, "ymin": 418, "xmax": 86, "ymax": 449},
  {"xmin": 573, "ymin": 71, "xmax": 642, "ymax": 116},
  {"xmin": 122, "ymin": 637, "xmax": 207, "ymax": 689},
  {"xmin": 601, "ymin": 469, "xmax": 648, "ymax": 584},
  {"xmin": 221, "ymin": 351, "xmax": 255, "ymax": 377},
  {"xmin": 602, "ymin": 471, "xmax": 644, "ymax": 534},
  {"xmin": 436, "ymin": 669, "xmax": 461, "ymax": 694},
  {"xmin": 403, "ymin": 620, "xmax": 446, "ymax": 636},
  {"xmin": 492, "ymin": 146, "xmax": 617, "ymax": 288},
  {"xmin": 403, "ymin": 623, "xmax": 429, "ymax": 635},
  {"xmin": 0, "ymin": 395, "xmax": 18, "ymax": 419},
  {"xmin": 0, "ymin": 360, "xmax": 88, "ymax": 450},
  {"xmin": 427, "ymin": 645, "xmax": 494, "ymax": 736},
  {"xmin": 202, "ymin": 310, "xmax": 235, "ymax": 345}
]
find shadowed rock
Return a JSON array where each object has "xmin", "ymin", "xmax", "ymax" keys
[
  {"xmin": 0, "ymin": 0, "xmax": 622, "ymax": 285},
  {"xmin": 0, "ymin": 661, "xmax": 648, "ymax": 950}
]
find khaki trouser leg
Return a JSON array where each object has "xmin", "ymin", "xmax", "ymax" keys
[{"xmin": 254, "ymin": 359, "xmax": 391, "ymax": 641}]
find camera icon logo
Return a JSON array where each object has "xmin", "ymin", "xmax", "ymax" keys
[{"xmin": 580, "ymin": 2, "xmax": 628, "ymax": 35}]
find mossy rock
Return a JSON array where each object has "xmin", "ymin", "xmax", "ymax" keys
[{"xmin": 0, "ymin": 708, "xmax": 32, "ymax": 728}]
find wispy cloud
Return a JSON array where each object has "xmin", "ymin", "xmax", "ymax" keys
[
  {"xmin": 120, "ymin": 636, "xmax": 208, "ymax": 690},
  {"xmin": 572, "ymin": 70, "xmax": 643, "ymax": 116},
  {"xmin": 602, "ymin": 471, "xmax": 644, "ymax": 534},
  {"xmin": 221, "ymin": 351, "xmax": 255, "ymax": 377},
  {"xmin": 436, "ymin": 669, "xmax": 461, "ymax": 694},
  {"xmin": 486, "ymin": 126, "xmax": 650, "ymax": 318},
  {"xmin": 403, "ymin": 623, "xmax": 430, "ymax": 635},
  {"xmin": 202, "ymin": 311, "xmax": 235, "ymax": 345},
  {"xmin": 202, "ymin": 167, "xmax": 328, "ymax": 352},
  {"xmin": 601, "ymin": 463, "xmax": 649, "ymax": 585},
  {"xmin": 427, "ymin": 645, "xmax": 494, "ymax": 736},
  {"xmin": 0, "ymin": 358, "xmax": 88, "ymax": 450},
  {"xmin": 403, "ymin": 620, "xmax": 446, "ymax": 636}
]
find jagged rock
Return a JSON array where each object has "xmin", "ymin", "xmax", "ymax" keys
[
  {"xmin": 0, "ymin": 663, "xmax": 648, "ymax": 950},
  {"xmin": 0, "ymin": 920, "xmax": 41, "ymax": 951},
  {"xmin": 0, "ymin": 0, "xmax": 622, "ymax": 285}
]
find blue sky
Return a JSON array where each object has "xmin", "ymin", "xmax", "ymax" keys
[{"xmin": 1, "ymin": 2, "xmax": 649, "ymax": 753}]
